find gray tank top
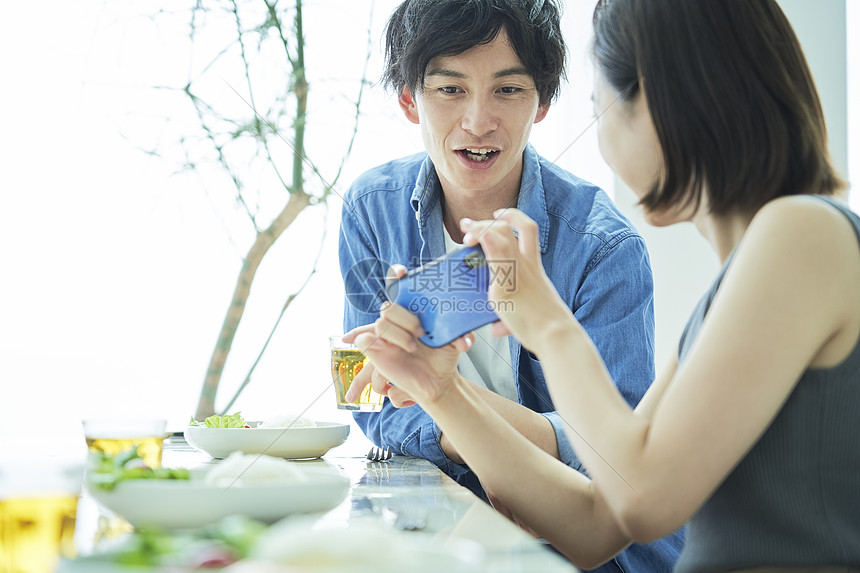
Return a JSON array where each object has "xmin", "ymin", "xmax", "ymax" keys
[{"xmin": 674, "ymin": 196, "xmax": 860, "ymax": 573}]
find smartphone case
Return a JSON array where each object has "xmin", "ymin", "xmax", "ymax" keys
[{"xmin": 385, "ymin": 245, "xmax": 499, "ymax": 348}]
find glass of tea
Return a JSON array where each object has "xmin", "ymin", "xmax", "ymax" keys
[
  {"xmin": 0, "ymin": 461, "xmax": 83, "ymax": 573},
  {"xmin": 330, "ymin": 335, "xmax": 385, "ymax": 412},
  {"xmin": 81, "ymin": 418, "xmax": 168, "ymax": 468}
]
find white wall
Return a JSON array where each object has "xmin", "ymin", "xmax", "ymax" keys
[
  {"xmin": 615, "ymin": 0, "xmax": 849, "ymax": 369},
  {"xmin": 781, "ymin": 0, "xmax": 849, "ymax": 180}
]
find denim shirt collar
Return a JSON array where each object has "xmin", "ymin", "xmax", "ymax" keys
[
  {"xmin": 517, "ymin": 143, "xmax": 550, "ymax": 253},
  {"xmin": 409, "ymin": 143, "xmax": 550, "ymax": 258},
  {"xmin": 410, "ymin": 158, "xmax": 446, "ymax": 262}
]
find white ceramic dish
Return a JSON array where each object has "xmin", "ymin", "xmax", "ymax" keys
[
  {"xmin": 250, "ymin": 520, "xmax": 486, "ymax": 572},
  {"xmin": 86, "ymin": 466, "xmax": 350, "ymax": 529},
  {"xmin": 184, "ymin": 421, "xmax": 350, "ymax": 459}
]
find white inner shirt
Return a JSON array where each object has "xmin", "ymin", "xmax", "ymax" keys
[{"xmin": 442, "ymin": 224, "xmax": 517, "ymax": 401}]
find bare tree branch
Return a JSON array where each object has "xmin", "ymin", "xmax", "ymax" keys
[{"xmin": 187, "ymin": 0, "xmax": 373, "ymax": 418}]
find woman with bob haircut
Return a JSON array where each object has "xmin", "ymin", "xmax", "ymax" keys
[{"xmin": 347, "ymin": 0, "xmax": 858, "ymax": 570}]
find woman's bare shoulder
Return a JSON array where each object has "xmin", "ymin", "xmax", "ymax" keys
[
  {"xmin": 753, "ymin": 194, "xmax": 854, "ymax": 235},
  {"xmin": 740, "ymin": 194, "xmax": 860, "ymax": 367},
  {"xmin": 742, "ymin": 194, "xmax": 857, "ymax": 265}
]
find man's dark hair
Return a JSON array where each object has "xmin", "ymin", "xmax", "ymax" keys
[
  {"xmin": 592, "ymin": 0, "xmax": 845, "ymax": 216},
  {"xmin": 382, "ymin": 0, "xmax": 567, "ymax": 106}
]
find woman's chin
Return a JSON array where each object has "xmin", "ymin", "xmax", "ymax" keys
[{"xmin": 642, "ymin": 209, "xmax": 679, "ymax": 227}]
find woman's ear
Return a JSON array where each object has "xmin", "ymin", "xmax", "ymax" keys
[{"xmin": 398, "ymin": 86, "xmax": 420, "ymax": 124}]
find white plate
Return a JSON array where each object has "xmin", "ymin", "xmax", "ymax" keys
[
  {"xmin": 249, "ymin": 520, "xmax": 486, "ymax": 572},
  {"xmin": 86, "ymin": 466, "xmax": 349, "ymax": 529},
  {"xmin": 185, "ymin": 421, "xmax": 349, "ymax": 459}
]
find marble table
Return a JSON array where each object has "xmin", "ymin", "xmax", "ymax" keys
[{"xmin": 62, "ymin": 435, "xmax": 579, "ymax": 572}]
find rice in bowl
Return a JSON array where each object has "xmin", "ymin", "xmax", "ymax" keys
[{"xmin": 204, "ymin": 452, "xmax": 308, "ymax": 487}]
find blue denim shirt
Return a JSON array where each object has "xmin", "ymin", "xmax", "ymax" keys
[{"xmin": 339, "ymin": 144, "xmax": 684, "ymax": 572}]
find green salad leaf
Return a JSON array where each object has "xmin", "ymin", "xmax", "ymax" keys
[
  {"xmin": 82, "ymin": 516, "xmax": 267, "ymax": 568},
  {"xmin": 188, "ymin": 412, "xmax": 246, "ymax": 428},
  {"xmin": 88, "ymin": 447, "xmax": 190, "ymax": 491}
]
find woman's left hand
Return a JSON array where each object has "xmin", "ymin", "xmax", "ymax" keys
[
  {"xmin": 354, "ymin": 300, "xmax": 474, "ymax": 407},
  {"xmin": 343, "ymin": 348, "xmax": 417, "ymax": 408}
]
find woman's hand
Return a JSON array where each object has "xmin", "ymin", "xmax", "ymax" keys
[
  {"xmin": 461, "ymin": 209, "xmax": 574, "ymax": 353},
  {"xmin": 342, "ymin": 348, "xmax": 417, "ymax": 408},
  {"xmin": 344, "ymin": 264, "xmax": 474, "ymax": 408},
  {"xmin": 343, "ymin": 314, "xmax": 419, "ymax": 407},
  {"xmin": 354, "ymin": 301, "xmax": 474, "ymax": 407},
  {"xmin": 342, "ymin": 265, "xmax": 420, "ymax": 407}
]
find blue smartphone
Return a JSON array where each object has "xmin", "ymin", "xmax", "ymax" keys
[{"xmin": 385, "ymin": 245, "xmax": 499, "ymax": 348}]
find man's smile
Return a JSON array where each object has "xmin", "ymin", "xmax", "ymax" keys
[{"xmin": 457, "ymin": 147, "xmax": 500, "ymax": 163}]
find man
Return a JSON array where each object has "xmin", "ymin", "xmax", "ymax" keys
[{"xmin": 338, "ymin": 1, "xmax": 683, "ymax": 571}]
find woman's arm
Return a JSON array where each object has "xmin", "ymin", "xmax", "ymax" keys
[
  {"xmin": 634, "ymin": 352, "xmax": 677, "ymax": 422},
  {"xmin": 348, "ymin": 317, "xmax": 560, "ymax": 464},
  {"xmin": 427, "ymin": 378, "xmax": 632, "ymax": 568},
  {"xmin": 358, "ymin": 197, "xmax": 858, "ymax": 557},
  {"xmin": 355, "ymin": 325, "xmax": 633, "ymax": 567},
  {"xmin": 439, "ymin": 393, "xmax": 559, "ymax": 466},
  {"xmin": 475, "ymin": 198, "xmax": 858, "ymax": 541}
]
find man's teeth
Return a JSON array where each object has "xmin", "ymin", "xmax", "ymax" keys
[{"xmin": 462, "ymin": 148, "xmax": 496, "ymax": 162}]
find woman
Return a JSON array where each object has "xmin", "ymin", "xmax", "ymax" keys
[{"xmin": 348, "ymin": 0, "xmax": 859, "ymax": 570}]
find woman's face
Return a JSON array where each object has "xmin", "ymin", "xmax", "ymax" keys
[{"xmin": 593, "ymin": 66, "xmax": 684, "ymax": 225}]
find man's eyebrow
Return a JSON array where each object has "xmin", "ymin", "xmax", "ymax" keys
[
  {"xmin": 426, "ymin": 68, "xmax": 467, "ymax": 79},
  {"xmin": 493, "ymin": 66, "xmax": 531, "ymax": 79},
  {"xmin": 425, "ymin": 66, "xmax": 532, "ymax": 80}
]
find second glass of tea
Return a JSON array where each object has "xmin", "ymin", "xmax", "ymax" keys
[
  {"xmin": 330, "ymin": 335, "xmax": 385, "ymax": 412},
  {"xmin": 81, "ymin": 418, "xmax": 168, "ymax": 468},
  {"xmin": 0, "ymin": 461, "xmax": 83, "ymax": 573}
]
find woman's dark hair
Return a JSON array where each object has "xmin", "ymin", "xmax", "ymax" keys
[
  {"xmin": 382, "ymin": 0, "xmax": 567, "ymax": 106},
  {"xmin": 592, "ymin": 0, "xmax": 845, "ymax": 216}
]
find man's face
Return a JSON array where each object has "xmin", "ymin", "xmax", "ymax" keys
[{"xmin": 399, "ymin": 28, "xmax": 549, "ymax": 200}]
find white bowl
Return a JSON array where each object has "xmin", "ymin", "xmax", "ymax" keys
[
  {"xmin": 86, "ymin": 465, "xmax": 349, "ymax": 529},
  {"xmin": 184, "ymin": 421, "xmax": 349, "ymax": 459},
  {"xmin": 252, "ymin": 520, "xmax": 486, "ymax": 572}
]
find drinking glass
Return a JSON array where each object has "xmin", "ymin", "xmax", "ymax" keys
[
  {"xmin": 0, "ymin": 461, "xmax": 83, "ymax": 573},
  {"xmin": 81, "ymin": 418, "xmax": 168, "ymax": 469},
  {"xmin": 330, "ymin": 336, "xmax": 384, "ymax": 412}
]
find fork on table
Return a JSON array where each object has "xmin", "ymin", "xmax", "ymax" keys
[{"xmin": 367, "ymin": 445, "xmax": 392, "ymax": 462}]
